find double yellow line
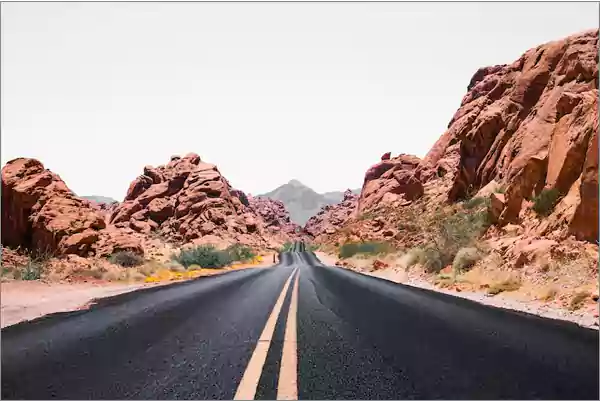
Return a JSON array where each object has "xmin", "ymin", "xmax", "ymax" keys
[{"xmin": 234, "ymin": 268, "xmax": 300, "ymax": 400}]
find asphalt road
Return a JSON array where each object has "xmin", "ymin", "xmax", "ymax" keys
[{"xmin": 2, "ymin": 245, "xmax": 598, "ymax": 399}]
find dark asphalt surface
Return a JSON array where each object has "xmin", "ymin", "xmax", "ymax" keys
[{"xmin": 2, "ymin": 243, "xmax": 599, "ymax": 399}]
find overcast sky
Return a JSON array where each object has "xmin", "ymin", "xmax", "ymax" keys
[{"xmin": 2, "ymin": 2, "xmax": 598, "ymax": 201}]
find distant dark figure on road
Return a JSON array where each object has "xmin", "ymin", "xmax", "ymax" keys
[{"xmin": 273, "ymin": 253, "xmax": 276, "ymax": 264}]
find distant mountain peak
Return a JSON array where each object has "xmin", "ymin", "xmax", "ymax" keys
[
  {"xmin": 259, "ymin": 181, "xmax": 361, "ymax": 225},
  {"xmin": 287, "ymin": 179, "xmax": 305, "ymax": 187}
]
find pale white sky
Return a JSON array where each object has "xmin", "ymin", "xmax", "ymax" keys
[{"xmin": 1, "ymin": 2, "xmax": 598, "ymax": 200}]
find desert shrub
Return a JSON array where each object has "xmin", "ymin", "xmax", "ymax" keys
[
  {"xmin": 338, "ymin": 241, "xmax": 393, "ymax": 259},
  {"xmin": 124, "ymin": 270, "xmax": 146, "ymax": 282},
  {"xmin": 418, "ymin": 246, "xmax": 444, "ymax": 274},
  {"xmin": 568, "ymin": 291, "xmax": 591, "ymax": 311},
  {"xmin": 138, "ymin": 260, "xmax": 163, "ymax": 277},
  {"xmin": 434, "ymin": 273, "xmax": 456, "ymax": 288},
  {"xmin": 74, "ymin": 264, "xmax": 107, "ymax": 280},
  {"xmin": 452, "ymin": 247, "xmax": 483, "ymax": 273},
  {"xmin": 537, "ymin": 286, "xmax": 558, "ymax": 302},
  {"xmin": 165, "ymin": 260, "xmax": 186, "ymax": 272},
  {"xmin": 280, "ymin": 242, "xmax": 294, "ymax": 252},
  {"xmin": 487, "ymin": 275, "xmax": 522, "ymax": 295},
  {"xmin": 399, "ymin": 248, "xmax": 425, "ymax": 270},
  {"xmin": 426, "ymin": 207, "xmax": 490, "ymax": 269},
  {"xmin": 109, "ymin": 251, "xmax": 144, "ymax": 267},
  {"xmin": 173, "ymin": 244, "xmax": 255, "ymax": 269},
  {"xmin": 532, "ymin": 188, "xmax": 561, "ymax": 216},
  {"xmin": 307, "ymin": 243, "xmax": 320, "ymax": 251},
  {"xmin": 463, "ymin": 196, "xmax": 490, "ymax": 210},
  {"xmin": 102, "ymin": 269, "xmax": 125, "ymax": 282},
  {"xmin": 227, "ymin": 244, "xmax": 256, "ymax": 262},
  {"xmin": 173, "ymin": 245, "xmax": 230, "ymax": 269},
  {"xmin": 15, "ymin": 260, "xmax": 44, "ymax": 280}
]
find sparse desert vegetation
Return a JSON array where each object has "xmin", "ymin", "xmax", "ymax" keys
[
  {"xmin": 172, "ymin": 244, "xmax": 257, "ymax": 269},
  {"xmin": 531, "ymin": 188, "xmax": 562, "ymax": 217},
  {"xmin": 338, "ymin": 241, "xmax": 395, "ymax": 259}
]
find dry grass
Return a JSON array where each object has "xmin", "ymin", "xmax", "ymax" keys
[
  {"xmin": 486, "ymin": 275, "xmax": 522, "ymax": 296},
  {"xmin": 453, "ymin": 247, "xmax": 484, "ymax": 273},
  {"xmin": 137, "ymin": 260, "xmax": 164, "ymax": 277},
  {"xmin": 434, "ymin": 273, "xmax": 456, "ymax": 288},
  {"xmin": 398, "ymin": 249, "xmax": 424, "ymax": 271},
  {"xmin": 568, "ymin": 290, "xmax": 592, "ymax": 311},
  {"xmin": 535, "ymin": 285, "xmax": 559, "ymax": 302}
]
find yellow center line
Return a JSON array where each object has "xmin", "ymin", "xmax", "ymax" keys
[
  {"xmin": 277, "ymin": 270, "xmax": 300, "ymax": 400},
  {"xmin": 234, "ymin": 267, "xmax": 298, "ymax": 400}
]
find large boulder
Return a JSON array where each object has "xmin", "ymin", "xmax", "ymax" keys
[
  {"xmin": 356, "ymin": 154, "xmax": 423, "ymax": 214},
  {"xmin": 248, "ymin": 195, "xmax": 304, "ymax": 239},
  {"xmin": 305, "ymin": 189, "xmax": 359, "ymax": 240}
]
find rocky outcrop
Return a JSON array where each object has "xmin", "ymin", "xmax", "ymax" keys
[
  {"xmin": 248, "ymin": 196, "xmax": 301, "ymax": 236},
  {"xmin": 417, "ymin": 29, "xmax": 598, "ymax": 242},
  {"xmin": 305, "ymin": 189, "xmax": 359, "ymax": 240},
  {"xmin": 1, "ymin": 158, "xmax": 142, "ymax": 257},
  {"xmin": 110, "ymin": 153, "xmax": 289, "ymax": 249},
  {"xmin": 356, "ymin": 154, "xmax": 423, "ymax": 214}
]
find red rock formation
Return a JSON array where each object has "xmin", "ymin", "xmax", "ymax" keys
[
  {"xmin": 110, "ymin": 153, "xmax": 289, "ymax": 249},
  {"xmin": 1, "ymin": 158, "xmax": 142, "ymax": 257},
  {"xmin": 305, "ymin": 189, "xmax": 358, "ymax": 240},
  {"xmin": 418, "ymin": 29, "xmax": 598, "ymax": 241},
  {"xmin": 381, "ymin": 152, "xmax": 391, "ymax": 161},
  {"xmin": 248, "ymin": 195, "xmax": 307, "ymax": 244},
  {"xmin": 356, "ymin": 154, "xmax": 423, "ymax": 214},
  {"xmin": 249, "ymin": 196, "xmax": 297, "ymax": 234},
  {"xmin": 309, "ymin": 30, "xmax": 598, "ymax": 249}
]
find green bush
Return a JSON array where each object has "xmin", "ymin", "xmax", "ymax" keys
[
  {"xmin": 172, "ymin": 244, "xmax": 255, "ymax": 269},
  {"xmin": 227, "ymin": 244, "xmax": 255, "ymax": 262},
  {"xmin": 338, "ymin": 241, "xmax": 393, "ymax": 259},
  {"xmin": 109, "ymin": 251, "xmax": 144, "ymax": 267},
  {"xmin": 173, "ymin": 245, "xmax": 230, "ymax": 269},
  {"xmin": 532, "ymin": 188, "xmax": 561, "ymax": 216}
]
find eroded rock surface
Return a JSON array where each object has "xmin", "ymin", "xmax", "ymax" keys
[
  {"xmin": 304, "ymin": 189, "xmax": 359, "ymax": 241},
  {"xmin": 1, "ymin": 158, "xmax": 142, "ymax": 257},
  {"xmin": 418, "ymin": 29, "xmax": 598, "ymax": 241}
]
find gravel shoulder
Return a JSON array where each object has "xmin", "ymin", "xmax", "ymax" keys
[{"xmin": 314, "ymin": 252, "xmax": 599, "ymax": 330}]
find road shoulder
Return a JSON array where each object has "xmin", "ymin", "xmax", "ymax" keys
[{"xmin": 314, "ymin": 251, "xmax": 599, "ymax": 330}]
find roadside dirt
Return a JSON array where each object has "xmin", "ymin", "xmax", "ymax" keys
[
  {"xmin": 1, "ymin": 254, "xmax": 278, "ymax": 329},
  {"xmin": 315, "ymin": 252, "xmax": 599, "ymax": 330}
]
